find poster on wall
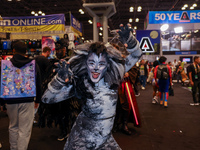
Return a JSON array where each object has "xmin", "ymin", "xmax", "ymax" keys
[
  {"xmin": 161, "ymin": 30, "xmax": 200, "ymax": 51},
  {"xmin": 192, "ymin": 30, "xmax": 200, "ymax": 50},
  {"xmin": 136, "ymin": 30, "xmax": 160, "ymax": 54},
  {"xmin": 0, "ymin": 14, "xmax": 65, "ymax": 33},
  {"xmin": 162, "ymin": 33, "xmax": 181, "ymax": 51},
  {"xmin": 42, "ymin": 36, "xmax": 55, "ymax": 58}
]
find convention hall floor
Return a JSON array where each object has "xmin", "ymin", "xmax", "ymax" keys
[{"xmin": 0, "ymin": 83, "xmax": 200, "ymax": 150}]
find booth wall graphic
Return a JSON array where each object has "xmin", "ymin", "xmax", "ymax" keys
[
  {"xmin": 149, "ymin": 10, "xmax": 200, "ymax": 24},
  {"xmin": 42, "ymin": 36, "xmax": 55, "ymax": 58},
  {"xmin": 146, "ymin": 10, "xmax": 200, "ymax": 52},
  {"xmin": 70, "ymin": 13, "xmax": 83, "ymax": 36},
  {"xmin": 0, "ymin": 14, "xmax": 65, "ymax": 33},
  {"xmin": 136, "ymin": 30, "xmax": 160, "ymax": 54}
]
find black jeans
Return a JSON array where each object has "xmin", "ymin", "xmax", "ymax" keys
[
  {"xmin": 177, "ymin": 74, "xmax": 182, "ymax": 83},
  {"xmin": 192, "ymin": 80, "xmax": 200, "ymax": 103}
]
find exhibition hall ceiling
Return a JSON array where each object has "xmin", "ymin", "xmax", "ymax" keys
[{"xmin": 0, "ymin": 0, "xmax": 200, "ymax": 40}]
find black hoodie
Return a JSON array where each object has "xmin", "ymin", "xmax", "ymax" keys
[{"xmin": 5, "ymin": 54, "xmax": 42, "ymax": 104}]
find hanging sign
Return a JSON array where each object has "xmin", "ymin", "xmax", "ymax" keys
[
  {"xmin": 0, "ymin": 14, "xmax": 65, "ymax": 33},
  {"xmin": 70, "ymin": 13, "xmax": 82, "ymax": 36},
  {"xmin": 149, "ymin": 10, "xmax": 200, "ymax": 24}
]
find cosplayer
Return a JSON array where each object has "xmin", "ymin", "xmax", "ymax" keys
[
  {"xmin": 115, "ymin": 65, "xmax": 141, "ymax": 135},
  {"xmin": 154, "ymin": 56, "xmax": 172, "ymax": 108},
  {"xmin": 42, "ymin": 24, "xmax": 142, "ymax": 149}
]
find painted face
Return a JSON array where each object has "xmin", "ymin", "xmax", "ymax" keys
[{"xmin": 87, "ymin": 53, "xmax": 108, "ymax": 83}]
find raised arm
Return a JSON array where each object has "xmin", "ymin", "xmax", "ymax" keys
[
  {"xmin": 42, "ymin": 60, "xmax": 75, "ymax": 104},
  {"xmin": 118, "ymin": 24, "xmax": 143, "ymax": 72}
]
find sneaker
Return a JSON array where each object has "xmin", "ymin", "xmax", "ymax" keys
[
  {"xmin": 152, "ymin": 98, "xmax": 156, "ymax": 104},
  {"xmin": 153, "ymin": 96, "xmax": 158, "ymax": 103},
  {"xmin": 141, "ymin": 86, "xmax": 145, "ymax": 90},
  {"xmin": 135, "ymin": 93, "xmax": 140, "ymax": 97},
  {"xmin": 194, "ymin": 103, "xmax": 199, "ymax": 106},
  {"xmin": 57, "ymin": 133, "xmax": 69, "ymax": 141},
  {"xmin": 164, "ymin": 101, "xmax": 168, "ymax": 108},
  {"xmin": 160, "ymin": 100, "xmax": 163, "ymax": 105},
  {"xmin": 190, "ymin": 103, "xmax": 195, "ymax": 106}
]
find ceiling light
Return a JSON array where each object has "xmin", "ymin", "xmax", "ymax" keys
[
  {"xmin": 174, "ymin": 27, "xmax": 183, "ymax": 33},
  {"xmin": 160, "ymin": 24, "xmax": 169, "ymax": 31},
  {"xmin": 35, "ymin": 13, "xmax": 38, "ymax": 16},
  {"xmin": 193, "ymin": 3, "xmax": 197, "ymax": 7},
  {"xmin": 190, "ymin": 6, "xmax": 194, "ymax": 9},
  {"xmin": 138, "ymin": 6, "xmax": 142, "ymax": 10},
  {"xmin": 79, "ymin": 9, "xmax": 83, "ymax": 12},
  {"xmin": 129, "ymin": 18, "xmax": 133, "ymax": 23},
  {"xmin": 7, "ymin": 0, "xmax": 12, "ymax": 1},
  {"xmin": 135, "ymin": 18, "xmax": 139, "ymax": 22},
  {"xmin": 184, "ymin": 4, "xmax": 188, "ymax": 8},
  {"xmin": 80, "ymin": 11, "xmax": 84, "ymax": 14},
  {"xmin": 181, "ymin": 7, "xmax": 186, "ymax": 10},
  {"xmin": 194, "ymin": 30, "xmax": 199, "ymax": 33},
  {"xmin": 137, "ymin": 9, "xmax": 142, "ymax": 12},
  {"xmin": 88, "ymin": 20, "xmax": 93, "ymax": 24},
  {"xmin": 129, "ymin": 7, "xmax": 134, "ymax": 12},
  {"xmin": 134, "ymin": 26, "xmax": 137, "ymax": 30},
  {"xmin": 42, "ymin": 13, "xmax": 45, "ymax": 16},
  {"xmin": 31, "ymin": 11, "xmax": 35, "ymax": 15},
  {"xmin": 81, "ymin": 37, "xmax": 84, "ymax": 40},
  {"xmin": 99, "ymin": 33, "xmax": 102, "ymax": 36},
  {"xmin": 38, "ymin": 11, "xmax": 42, "ymax": 14},
  {"xmin": 100, "ymin": 27, "xmax": 103, "ymax": 31}
]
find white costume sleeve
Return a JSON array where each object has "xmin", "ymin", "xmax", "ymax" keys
[
  {"xmin": 124, "ymin": 33, "xmax": 143, "ymax": 72},
  {"xmin": 42, "ymin": 74, "xmax": 75, "ymax": 104}
]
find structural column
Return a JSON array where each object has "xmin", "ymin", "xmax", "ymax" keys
[
  {"xmin": 83, "ymin": 2, "xmax": 116, "ymax": 42},
  {"xmin": 103, "ymin": 16, "xmax": 108, "ymax": 43},
  {"xmin": 93, "ymin": 17, "xmax": 99, "ymax": 42}
]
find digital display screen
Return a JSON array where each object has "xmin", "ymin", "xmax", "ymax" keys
[{"xmin": 180, "ymin": 56, "xmax": 193, "ymax": 63}]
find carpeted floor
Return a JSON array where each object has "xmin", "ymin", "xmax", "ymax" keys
[{"xmin": 0, "ymin": 83, "xmax": 200, "ymax": 150}]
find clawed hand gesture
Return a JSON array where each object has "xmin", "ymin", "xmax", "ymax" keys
[{"xmin": 54, "ymin": 59, "xmax": 73, "ymax": 83}]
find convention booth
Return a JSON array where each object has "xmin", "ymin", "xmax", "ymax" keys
[
  {"xmin": 139, "ymin": 10, "xmax": 200, "ymax": 63},
  {"xmin": 0, "ymin": 14, "xmax": 66, "ymax": 57},
  {"xmin": 65, "ymin": 13, "xmax": 84, "ymax": 50}
]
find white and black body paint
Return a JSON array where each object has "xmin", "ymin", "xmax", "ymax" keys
[{"xmin": 42, "ymin": 32, "xmax": 142, "ymax": 150}]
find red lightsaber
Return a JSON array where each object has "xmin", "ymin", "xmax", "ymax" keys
[{"xmin": 125, "ymin": 82, "xmax": 139, "ymax": 125}]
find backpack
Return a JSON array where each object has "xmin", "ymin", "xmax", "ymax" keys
[
  {"xmin": 0, "ymin": 60, "xmax": 36, "ymax": 99},
  {"xmin": 157, "ymin": 64, "xmax": 169, "ymax": 80}
]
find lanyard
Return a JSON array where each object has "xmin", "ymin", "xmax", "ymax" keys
[{"xmin": 193, "ymin": 63, "xmax": 199, "ymax": 74}]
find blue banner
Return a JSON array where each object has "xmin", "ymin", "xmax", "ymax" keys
[
  {"xmin": 0, "ymin": 14, "xmax": 65, "ymax": 32},
  {"xmin": 136, "ymin": 30, "xmax": 160, "ymax": 53},
  {"xmin": 175, "ymin": 51, "xmax": 197, "ymax": 55},
  {"xmin": 149, "ymin": 10, "xmax": 200, "ymax": 24},
  {"xmin": 70, "ymin": 13, "xmax": 83, "ymax": 36}
]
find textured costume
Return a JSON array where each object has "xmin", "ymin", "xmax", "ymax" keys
[{"xmin": 42, "ymin": 24, "xmax": 142, "ymax": 149}]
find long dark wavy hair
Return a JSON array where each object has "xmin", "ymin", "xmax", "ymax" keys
[{"xmin": 69, "ymin": 42, "xmax": 125, "ymax": 87}]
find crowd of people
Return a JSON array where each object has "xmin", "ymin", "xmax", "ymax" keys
[{"xmin": 0, "ymin": 27, "xmax": 200, "ymax": 149}]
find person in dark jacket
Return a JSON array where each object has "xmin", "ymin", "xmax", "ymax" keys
[
  {"xmin": 35, "ymin": 46, "xmax": 51, "ymax": 82},
  {"xmin": 3, "ymin": 41, "xmax": 41, "ymax": 150},
  {"xmin": 188, "ymin": 56, "xmax": 200, "ymax": 106},
  {"xmin": 139, "ymin": 59, "xmax": 148, "ymax": 90}
]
